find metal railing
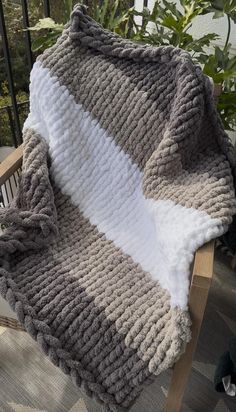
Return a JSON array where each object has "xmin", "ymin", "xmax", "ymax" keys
[
  {"xmin": 0, "ymin": 0, "xmax": 140, "ymax": 149},
  {"xmin": 0, "ymin": 0, "xmax": 51, "ymax": 147},
  {"xmin": 0, "ymin": 168, "xmax": 21, "ymax": 207},
  {"xmin": 0, "ymin": 101, "xmax": 29, "ymax": 147}
]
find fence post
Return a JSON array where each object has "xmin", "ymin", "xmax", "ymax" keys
[
  {"xmin": 6, "ymin": 106, "xmax": 18, "ymax": 148},
  {"xmin": 0, "ymin": 1, "xmax": 23, "ymax": 145},
  {"xmin": 44, "ymin": 0, "xmax": 50, "ymax": 17},
  {"xmin": 21, "ymin": 0, "xmax": 33, "ymax": 70}
]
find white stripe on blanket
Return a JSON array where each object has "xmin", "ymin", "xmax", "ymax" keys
[{"xmin": 24, "ymin": 62, "xmax": 224, "ymax": 308}]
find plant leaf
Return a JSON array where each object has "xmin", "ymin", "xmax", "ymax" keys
[
  {"xmin": 31, "ymin": 32, "xmax": 60, "ymax": 52},
  {"xmin": 28, "ymin": 18, "xmax": 64, "ymax": 31}
]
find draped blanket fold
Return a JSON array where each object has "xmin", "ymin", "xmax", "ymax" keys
[{"xmin": 0, "ymin": 4, "xmax": 236, "ymax": 411}]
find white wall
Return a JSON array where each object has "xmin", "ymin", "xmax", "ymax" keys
[
  {"xmin": 135, "ymin": 0, "xmax": 236, "ymax": 52},
  {"xmin": 0, "ymin": 146, "xmax": 15, "ymax": 162}
]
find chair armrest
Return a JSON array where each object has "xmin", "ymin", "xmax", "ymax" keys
[
  {"xmin": 166, "ymin": 240, "xmax": 215, "ymax": 411},
  {"xmin": 191, "ymin": 241, "xmax": 215, "ymax": 290},
  {"xmin": 0, "ymin": 145, "xmax": 23, "ymax": 186}
]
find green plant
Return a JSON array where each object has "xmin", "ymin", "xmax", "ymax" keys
[
  {"xmin": 132, "ymin": 1, "xmax": 219, "ymax": 54},
  {"xmin": 89, "ymin": 0, "xmax": 134, "ymax": 35},
  {"xmin": 27, "ymin": 17, "xmax": 65, "ymax": 52},
  {"xmin": 0, "ymin": 83, "xmax": 28, "ymax": 147}
]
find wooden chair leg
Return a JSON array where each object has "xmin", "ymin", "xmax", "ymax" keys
[
  {"xmin": 165, "ymin": 242, "xmax": 214, "ymax": 412},
  {"xmin": 165, "ymin": 283, "xmax": 209, "ymax": 411}
]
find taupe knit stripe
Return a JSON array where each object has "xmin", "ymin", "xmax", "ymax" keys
[
  {"xmin": 0, "ymin": 130, "xmax": 57, "ymax": 257},
  {"xmin": 69, "ymin": 2, "xmax": 236, "ymax": 178},
  {"xmin": 3, "ymin": 198, "xmax": 156, "ymax": 411},
  {"xmin": 37, "ymin": 8, "xmax": 236, "ymax": 221},
  {"xmin": 69, "ymin": 4, "xmax": 185, "ymax": 63},
  {"xmin": 38, "ymin": 33, "xmax": 177, "ymax": 170},
  {"xmin": 143, "ymin": 148, "xmax": 236, "ymax": 224},
  {"xmin": 14, "ymin": 175, "xmax": 191, "ymax": 379}
]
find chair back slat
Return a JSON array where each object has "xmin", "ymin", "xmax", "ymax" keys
[{"xmin": 0, "ymin": 145, "xmax": 22, "ymax": 209}]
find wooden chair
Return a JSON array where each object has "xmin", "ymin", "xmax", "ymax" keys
[
  {"xmin": 0, "ymin": 146, "xmax": 24, "ymax": 331},
  {"xmin": 0, "ymin": 144, "xmax": 215, "ymax": 411}
]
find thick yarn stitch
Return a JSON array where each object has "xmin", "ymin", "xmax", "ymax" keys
[{"xmin": 0, "ymin": 4, "xmax": 236, "ymax": 411}]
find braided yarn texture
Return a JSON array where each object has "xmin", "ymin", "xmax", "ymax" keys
[{"xmin": 0, "ymin": 4, "xmax": 236, "ymax": 411}]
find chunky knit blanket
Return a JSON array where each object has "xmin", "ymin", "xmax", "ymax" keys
[{"xmin": 1, "ymin": 4, "xmax": 236, "ymax": 411}]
